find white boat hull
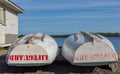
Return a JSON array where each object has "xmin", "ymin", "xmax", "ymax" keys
[
  {"xmin": 6, "ymin": 33, "xmax": 59, "ymax": 66},
  {"xmin": 62, "ymin": 32, "xmax": 118, "ymax": 66}
]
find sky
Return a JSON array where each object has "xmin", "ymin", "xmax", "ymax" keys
[{"xmin": 12, "ymin": 0, "xmax": 120, "ymax": 35}]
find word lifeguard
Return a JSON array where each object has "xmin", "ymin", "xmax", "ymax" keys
[
  {"xmin": 74, "ymin": 53, "xmax": 115, "ymax": 61},
  {"xmin": 9, "ymin": 55, "xmax": 48, "ymax": 61}
]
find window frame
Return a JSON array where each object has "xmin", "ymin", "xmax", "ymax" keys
[{"xmin": 0, "ymin": 7, "xmax": 6, "ymax": 26}]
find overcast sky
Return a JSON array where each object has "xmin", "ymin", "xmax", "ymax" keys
[{"xmin": 12, "ymin": 0, "xmax": 120, "ymax": 35}]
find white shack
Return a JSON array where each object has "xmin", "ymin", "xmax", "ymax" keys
[{"xmin": 0, "ymin": 0, "xmax": 24, "ymax": 46}]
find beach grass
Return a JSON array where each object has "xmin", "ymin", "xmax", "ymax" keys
[{"xmin": 0, "ymin": 47, "xmax": 6, "ymax": 50}]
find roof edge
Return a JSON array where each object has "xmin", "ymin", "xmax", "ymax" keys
[
  {"xmin": 7, "ymin": 0, "xmax": 24, "ymax": 13},
  {"xmin": 0, "ymin": 0, "xmax": 24, "ymax": 13}
]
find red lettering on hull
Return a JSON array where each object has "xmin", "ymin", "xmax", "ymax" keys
[
  {"xmin": 9, "ymin": 55, "xmax": 48, "ymax": 61},
  {"xmin": 74, "ymin": 53, "xmax": 116, "ymax": 61}
]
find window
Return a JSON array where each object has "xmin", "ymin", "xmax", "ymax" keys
[{"xmin": 0, "ymin": 7, "xmax": 5, "ymax": 25}]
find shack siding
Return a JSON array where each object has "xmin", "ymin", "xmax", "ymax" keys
[
  {"xmin": 5, "ymin": 9, "xmax": 18, "ymax": 35},
  {"xmin": 5, "ymin": 34, "xmax": 18, "ymax": 44},
  {"xmin": 0, "ymin": 6, "xmax": 6, "ymax": 44},
  {"xmin": 0, "ymin": 6, "xmax": 18, "ymax": 44},
  {"xmin": 0, "ymin": 31, "xmax": 5, "ymax": 44}
]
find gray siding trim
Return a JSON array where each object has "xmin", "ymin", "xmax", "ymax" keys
[{"xmin": 5, "ymin": 34, "xmax": 18, "ymax": 44}]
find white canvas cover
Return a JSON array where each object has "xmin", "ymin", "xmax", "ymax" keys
[
  {"xmin": 6, "ymin": 33, "xmax": 59, "ymax": 66},
  {"xmin": 62, "ymin": 32, "xmax": 118, "ymax": 66}
]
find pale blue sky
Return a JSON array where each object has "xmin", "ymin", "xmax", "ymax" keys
[{"xmin": 12, "ymin": 0, "xmax": 120, "ymax": 35}]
